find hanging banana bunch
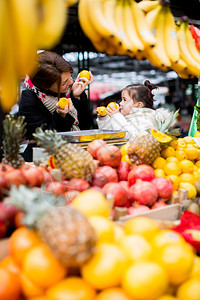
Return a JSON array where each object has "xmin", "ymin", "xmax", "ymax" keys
[
  {"xmin": 66, "ymin": 0, "xmax": 78, "ymax": 7},
  {"xmin": 0, "ymin": 0, "xmax": 68, "ymax": 112}
]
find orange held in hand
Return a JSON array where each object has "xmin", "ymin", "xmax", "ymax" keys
[
  {"xmin": 107, "ymin": 102, "xmax": 118, "ymax": 110},
  {"xmin": 58, "ymin": 97, "xmax": 69, "ymax": 109},
  {"xmin": 79, "ymin": 70, "xmax": 90, "ymax": 80},
  {"xmin": 97, "ymin": 106, "xmax": 107, "ymax": 117}
]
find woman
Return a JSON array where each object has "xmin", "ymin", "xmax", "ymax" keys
[{"xmin": 18, "ymin": 51, "xmax": 93, "ymax": 161}]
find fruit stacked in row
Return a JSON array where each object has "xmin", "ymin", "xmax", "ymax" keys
[
  {"xmin": 0, "ymin": 0, "xmax": 67, "ymax": 112},
  {"xmin": 151, "ymin": 136, "xmax": 200, "ymax": 199},
  {"xmin": 1, "ymin": 192, "xmax": 200, "ymax": 300},
  {"xmin": 78, "ymin": 0, "xmax": 200, "ymax": 78}
]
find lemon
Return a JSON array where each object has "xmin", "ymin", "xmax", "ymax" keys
[
  {"xmin": 193, "ymin": 172, "xmax": 200, "ymax": 181},
  {"xmin": 161, "ymin": 147, "xmax": 175, "ymax": 158},
  {"xmin": 119, "ymin": 234, "xmax": 153, "ymax": 263},
  {"xmin": 195, "ymin": 160, "xmax": 200, "ymax": 168},
  {"xmin": 166, "ymin": 157, "xmax": 179, "ymax": 163},
  {"xmin": 155, "ymin": 169, "xmax": 166, "ymax": 177},
  {"xmin": 154, "ymin": 243, "xmax": 194, "ymax": 285},
  {"xmin": 79, "ymin": 70, "xmax": 90, "ymax": 80},
  {"xmin": 179, "ymin": 173, "xmax": 195, "ymax": 185},
  {"xmin": 120, "ymin": 143, "xmax": 129, "ymax": 156},
  {"xmin": 164, "ymin": 162, "xmax": 181, "ymax": 176},
  {"xmin": 88, "ymin": 216, "xmax": 115, "ymax": 243},
  {"xmin": 185, "ymin": 147, "xmax": 199, "ymax": 160},
  {"xmin": 190, "ymin": 255, "xmax": 200, "ymax": 277},
  {"xmin": 177, "ymin": 138, "xmax": 187, "ymax": 148},
  {"xmin": 169, "ymin": 139, "xmax": 178, "ymax": 149},
  {"xmin": 157, "ymin": 296, "xmax": 177, "ymax": 300},
  {"xmin": 122, "ymin": 262, "xmax": 169, "ymax": 299},
  {"xmin": 179, "ymin": 160, "xmax": 194, "ymax": 173},
  {"xmin": 166, "ymin": 175, "xmax": 180, "ymax": 191},
  {"xmin": 152, "ymin": 157, "xmax": 166, "ymax": 169},
  {"xmin": 151, "ymin": 230, "xmax": 186, "ymax": 250},
  {"xmin": 179, "ymin": 182, "xmax": 197, "ymax": 199},
  {"xmin": 183, "ymin": 136, "xmax": 196, "ymax": 144},
  {"xmin": 177, "ymin": 277, "xmax": 200, "ymax": 300},
  {"xmin": 175, "ymin": 149, "xmax": 187, "ymax": 161},
  {"xmin": 194, "ymin": 131, "xmax": 200, "ymax": 137},
  {"xmin": 113, "ymin": 225, "xmax": 125, "ymax": 244},
  {"xmin": 121, "ymin": 155, "xmax": 132, "ymax": 164}
]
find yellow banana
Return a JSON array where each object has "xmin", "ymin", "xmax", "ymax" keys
[
  {"xmin": 185, "ymin": 22, "xmax": 200, "ymax": 65},
  {"xmin": 0, "ymin": 0, "xmax": 6, "ymax": 71},
  {"xmin": 87, "ymin": 0, "xmax": 116, "ymax": 39},
  {"xmin": 145, "ymin": 4, "xmax": 162, "ymax": 32},
  {"xmin": 176, "ymin": 69, "xmax": 195, "ymax": 79},
  {"xmin": 131, "ymin": 0, "xmax": 156, "ymax": 48},
  {"xmin": 137, "ymin": 0, "xmax": 159, "ymax": 13},
  {"xmin": 148, "ymin": 6, "xmax": 171, "ymax": 69},
  {"xmin": 8, "ymin": 0, "xmax": 38, "ymax": 77},
  {"xmin": 164, "ymin": 6, "xmax": 180, "ymax": 63},
  {"xmin": 0, "ymin": 0, "xmax": 18, "ymax": 112},
  {"xmin": 177, "ymin": 21, "xmax": 200, "ymax": 77},
  {"xmin": 113, "ymin": 0, "xmax": 135, "ymax": 56},
  {"xmin": 171, "ymin": 59, "xmax": 187, "ymax": 73},
  {"xmin": 65, "ymin": 0, "xmax": 78, "ymax": 7},
  {"xmin": 123, "ymin": 0, "xmax": 145, "ymax": 53},
  {"xmin": 37, "ymin": 0, "xmax": 67, "ymax": 49}
]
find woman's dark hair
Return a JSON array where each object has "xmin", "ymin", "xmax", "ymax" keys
[
  {"xmin": 30, "ymin": 51, "xmax": 74, "ymax": 96},
  {"xmin": 123, "ymin": 80, "xmax": 158, "ymax": 108}
]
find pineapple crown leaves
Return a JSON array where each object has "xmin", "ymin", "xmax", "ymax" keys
[
  {"xmin": 5, "ymin": 185, "xmax": 66, "ymax": 228},
  {"xmin": 33, "ymin": 127, "xmax": 66, "ymax": 155},
  {"xmin": 2, "ymin": 115, "xmax": 27, "ymax": 156},
  {"xmin": 154, "ymin": 109, "xmax": 181, "ymax": 136}
]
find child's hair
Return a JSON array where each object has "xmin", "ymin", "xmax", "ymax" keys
[{"xmin": 123, "ymin": 80, "xmax": 158, "ymax": 108}]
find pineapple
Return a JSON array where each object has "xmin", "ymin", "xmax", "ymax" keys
[
  {"xmin": 33, "ymin": 127, "xmax": 95, "ymax": 182},
  {"xmin": 6, "ymin": 185, "xmax": 97, "ymax": 267},
  {"xmin": 2, "ymin": 114, "xmax": 26, "ymax": 168},
  {"xmin": 127, "ymin": 110, "xmax": 180, "ymax": 165}
]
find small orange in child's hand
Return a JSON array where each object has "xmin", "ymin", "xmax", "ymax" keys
[
  {"xmin": 97, "ymin": 106, "xmax": 107, "ymax": 117},
  {"xmin": 79, "ymin": 70, "xmax": 90, "ymax": 80},
  {"xmin": 0, "ymin": 268, "xmax": 21, "ymax": 300},
  {"xmin": 58, "ymin": 97, "xmax": 69, "ymax": 109},
  {"xmin": 107, "ymin": 102, "xmax": 118, "ymax": 109}
]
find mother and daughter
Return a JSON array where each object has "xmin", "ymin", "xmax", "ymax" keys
[{"xmin": 96, "ymin": 80, "xmax": 172, "ymax": 141}]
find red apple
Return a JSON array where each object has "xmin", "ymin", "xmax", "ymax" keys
[
  {"xmin": 129, "ymin": 180, "xmax": 158, "ymax": 206},
  {"xmin": 66, "ymin": 178, "xmax": 90, "ymax": 192},
  {"xmin": 103, "ymin": 182, "xmax": 127, "ymax": 207},
  {"xmin": 117, "ymin": 161, "xmax": 131, "ymax": 181},
  {"xmin": 151, "ymin": 177, "xmax": 173, "ymax": 200},
  {"xmin": 87, "ymin": 139, "xmax": 107, "ymax": 159},
  {"xmin": 128, "ymin": 164, "xmax": 155, "ymax": 186}
]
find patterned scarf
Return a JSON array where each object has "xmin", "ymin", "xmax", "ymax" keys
[{"xmin": 24, "ymin": 76, "xmax": 80, "ymax": 131}]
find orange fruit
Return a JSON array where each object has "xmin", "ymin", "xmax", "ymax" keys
[
  {"xmin": 88, "ymin": 216, "xmax": 115, "ymax": 243},
  {"xmin": 156, "ymin": 296, "xmax": 177, "ymax": 300},
  {"xmin": 95, "ymin": 287, "xmax": 132, "ymax": 300},
  {"xmin": 0, "ymin": 267, "xmax": 21, "ymax": 300},
  {"xmin": 107, "ymin": 102, "xmax": 118, "ymax": 110},
  {"xmin": 72, "ymin": 189, "xmax": 110, "ymax": 218},
  {"xmin": 47, "ymin": 276, "xmax": 96, "ymax": 300},
  {"xmin": 97, "ymin": 106, "xmax": 107, "ymax": 117},
  {"xmin": 122, "ymin": 261, "xmax": 168, "ymax": 299},
  {"xmin": 58, "ymin": 97, "xmax": 69, "ymax": 109},
  {"xmin": 81, "ymin": 243, "xmax": 127, "ymax": 290},
  {"xmin": 177, "ymin": 276, "xmax": 200, "ymax": 300},
  {"xmin": 29, "ymin": 297, "xmax": 49, "ymax": 300},
  {"xmin": 9, "ymin": 227, "xmax": 41, "ymax": 266},
  {"xmin": 118, "ymin": 234, "xmax": 153, "ymax": 262},
  {"xmin": 79, "ymin": 70, "xmax": 90, "ymax": 80},
  {"xmin": 123, "ymin": 217, "xmax": 159, "ymax": 241},
  {"xmin": 22, "ymin": 244, "xmax": 67, "ymax": 289},
  {"xmin": 164, "ymin": 162, "xmax": 181, "ymax": 176},
  {"xmin": 154, "ymin": 243, "xmax": 194, "ymax": 285},
  {"xmin": 0, "ymin": 256, "xmax": 20, "ymax": 274},
  {"xmin": 20, "ymin": 272, "xmax": 44, "ymax": 298}
]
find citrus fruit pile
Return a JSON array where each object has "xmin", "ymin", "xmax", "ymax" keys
[
  {"xmin": 151, "ymin": 136, "xmax": 200, "ymax": 199},
  {"xmin": 1, "ymin": 212, "xmax": 200, "ymax": 300}
]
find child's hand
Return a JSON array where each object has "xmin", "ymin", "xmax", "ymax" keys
[{"xmin": 106, "ymin": 103, "xmax": 119, "ymax": 117}]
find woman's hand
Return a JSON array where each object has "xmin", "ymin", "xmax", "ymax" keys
[
  {"xmin": 56, "ymin": 97, "xmax": 73, "ymax": 118},
  {"xmin": 106, "ymin": 103, "xmax": 120, "ymax": 117},
  {"xmin": 71, "ymin": 71, "xmax": 93, "ymax": 98}
]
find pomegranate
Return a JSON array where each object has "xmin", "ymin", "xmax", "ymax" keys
[
  {"xmin": 103, "ymin": 182, "xmax": 127, "ymax": 207},
  {"xmin": 92, "ymin": 172, "xmax": 109, "ymax": 188},
  {"xmin": 93, "ymin": 159, "xmax": 101, "ymax": 169},
  {"xmin": 0, "ymin": 174, "xmax": 8, "ymax": 197},
  {"xmin": 4, "ymin": 169, "xmax": 27, "ymax": 187},
  {"xmin": 66, "ymin": 178, "xmax": 90, "ymax": 192},
  {"xmin": 63, "ymin": 190, "xmax": 80, "ymax": 205},
  {"xmin": 0, "ymin": 202, "xmax": 19, "ymax": 225},
  {"xmin": 45, "ymin": 181, "xmax": 66, "ymax": 196},
  {"xmin": 117, "ymin": 161, "xmax": 131, "ymax": 181},
  {"xmin": 128, "ymin": 204, "xmax": 150, "ymax": 215},
  {"xmin": 87, "ymin": 139, "xmax": 107, "ymax": 159},
  {"xmin": 0, "ymin": 220, "xmax": 7, "ymax": 238},
  {"xmin": 128, "ymin": 164, "xmax": 155, "ymax": 186},
  {"xmin": 151, "ymin": 201, "xmax": 168, "ymax": 209},
  {"xmin": 97, "ymin": 145, "xmax": 122, "ymax": 167},
  {"xmin": 129, "ymin": 180, "xmax": 158, "ymax": 206},
  {"xmin": 118, "ymin": 181, "xmax": 132, "ymax": 202},
  {"xmin": 22, "ymin": 167, "xmax": 44, "ymax": 187},
  {"xmin": 151, "ymin": 177, "xmax": 173, "ymax": 200},
  {"xmin": 96, "ymin": 166, "xmax": 118, "ymax": 183},
  {"xmin": 0, "ymin": 163, "xmax": 14, "ymax": 175}
]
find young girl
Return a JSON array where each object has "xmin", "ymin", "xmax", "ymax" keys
[{"xmin": 96, "ymin": 80, "xmax": 172, "ymax": 141}]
